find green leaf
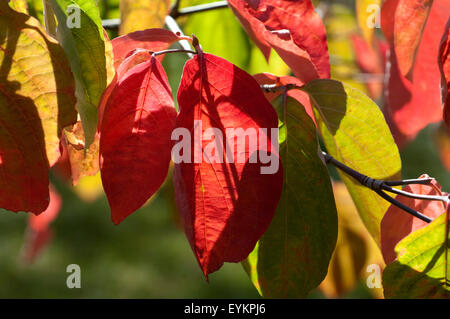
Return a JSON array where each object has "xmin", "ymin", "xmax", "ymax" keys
[
  {"xmin": 49, "ymin": 0, "xmax": 107, "ymax": 147},
  {"xmin": 303, "ymin": 79, "xmax": 401, "ymax": 244},
  {"xmin": 243, "ymin": 95, "xmax": 338, "ymax": 298},
  {"xmin": 383, "ymin": 209, "xmax": 450, "ymax": 298},
  {"xmin": 27, "ymin": 0, "xmax": 45, "ymax": 25},
  {"xmin": 184, "ymin": 2, "xmax": 252, "ymax": 69},
  {"xmin": 119, "ymin": 0, "xmax": 169, "ymax": 35}
]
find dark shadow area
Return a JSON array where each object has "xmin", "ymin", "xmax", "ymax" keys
[{"xmin": 382, "ymin": 245, "xmax": 449, "ymax": 298}]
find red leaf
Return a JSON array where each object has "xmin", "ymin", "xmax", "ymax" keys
[
  {"xmin": 394, "ymin": 0, "xmax": 434, "ymax": 78},
  {"xmin": 29, "ymin": 185, "xmax": 62, "ymax": 232},
  {"xmin": 174, "ymin": 52, "xmax": 283, "ymax": 278},
  {"xmin": 439, "ymin": 19, "xmax": 450, "ymax": 128},
  {"xmin": 227, "ymin": 0, "xmax": 271, "ymax": 60},
  {"xmin": 253, "ymin": 72, "xmax": 314, "ymax": 122},
  {"xmin": 98, "ymin": 50, "xmax": 153, "ymax": 130},
  {"xmin": 111, "ymin": 28, "xmax": 183, "ymax": 69},
  {"xmin": 100, "ymin": 57, "xmax": 176, "ymax": 225},
  {"xmin": 23, "ymin": 184, "xmax": 62, "ymax": 263},
  {"xmin": 228, "ymin": 0, "xmax": 330, "ymax": 82},
  {"xmin": 351, "ymin": 34, "xmax": 385, "ymax": 100},
  {"xmin": 380, "ymin": 175, "xmax": 448, "ymax": 265},
  {"xmin": 382, "ymin": 0, "xmax": 450, "ymax": 145}
]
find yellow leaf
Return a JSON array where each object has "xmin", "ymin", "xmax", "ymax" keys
[
  {"xmin": 319, "ymin": 182, "xmax": 385, "ymax": 298},
  {"xmin": 356, "ymin": 0, "xmax": 382, "ymax": 46},
  {"xmin": 119, "ymin": 0, "xmax": 170, "ymax": 35}
]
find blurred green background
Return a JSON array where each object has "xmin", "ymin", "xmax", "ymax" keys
[{"xmin": 0, "ymin": 0, "xmax": 448, "ymax": 299}]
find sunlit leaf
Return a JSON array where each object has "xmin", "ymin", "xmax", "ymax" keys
[
  {"xmin": 382, "ymin": 0, "xmax": 449, "ymax": 145},
  {"xmin": 324, "ymin": 4, "xmax": 369, "ymax": 94},
  {"xmin": 0, "ymin": 2, "xmax": 76, "ymax": 214},
  {"xmin": 393, "ymin": 0, "xmax": 433, "ymax": 78},
  {"xmin": 381, "ymin": 174, "xmax": 447, "ymax": 265},
  {"xmin": 49, "ymin": 0, "xmax": 108, "ymax": 148},
  {"xmin": 174, "ymin": 51, "xmax": 283, "ymax": 278},
  {"xmin": 63, "ymin": 122, "xmax": 100, "ymax": 186},
  {"xmin": 21, "ymin": 184, "xmax": 62, "ymax": 263},
  {"xmin": 383, "ymin": 205, "xmax": 449, "ymax": 298},
  {"xmin": 439, "ymin": 19, "xmax": 450, "ymax": 128},
  {"xmin": 303, "ymin": 79, "xmax": 402, "ymax": 244},
  {"xmin": 100, "ymin": 57, "xmax": 176, "ymax": 225},
  {"xmin": 355, "ymin": 0, "xmax": 382, "ymax": 46},
  {"xmin": 351, "ymin": 34, "xmax": 386, "ymax": 100},
  {"xmin": 119, "ymin": 0, "xmax": 169, "ymax": 35},
  {"xmin": 243, "ymin": 93, "xmax": 337, "ymax": 298},
  {"xmin": 9, "ymin": 0, "xmax": 29, "ymax": 13},
  {"xmin": 228, "ymin": 0, "xmax": 330, "ymax": 82}
]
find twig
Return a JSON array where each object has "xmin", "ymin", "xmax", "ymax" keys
[
  {"xmin": 164, "ymin": 16, "xmax": 194, "ymax": 59},
  {"xmin": 152, "ymin": 48, "xmax": 197, "ymax": 57},
  {"xmin": 102, "ymin": 1, "xmax": 229, "ymax": 30},
  {"xmin": 171, "ymin": 1, "xmax": 228, "ymax": 19},
  {"xmin": 321, "ymin": 151, "xmax": 450, "ymax": 224}
]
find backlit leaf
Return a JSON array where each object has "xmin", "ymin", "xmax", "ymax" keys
[
  {"xmin": 243, "ymin": 93, "xmax": 337, "ymax": 298},
  {"xmin": 393, "ymin": 0, "xmax": 433, "ymax": 78},
  {"xmin": 99, "ymin": 29, "xmax": 182, "ymax": 127},
  {"xmin": 22, "ymin": 184, "xmax": 62, "ymax": 263},
  {"xmin": 0, "ymin": 2, "xmax": 76, "ymax": 214},
  {"xmin": 100, "ymin": 57, "xmax": 176, "ymax": 225},
  {"xmin": 381, "ymin": 175, "xmax": 447, "ymax": 265},
  {"xmin": 303, "ymin": 79, "xmax": 402, "ymax": 244},
  {"xmin": 228, "ymin": 0, "xmax": 330, "ymax": 82},
  {"xmin": 174, "ymin": 52, "xmax": 283, "ymax": 278},
  {"xmin": 382, "ymin": 0, "xmax": 449, "ymax": 145},
  {"xmin": 63, "ymin": 122, "xmax": 100, "ymax": 186},
  {"xmin": 355, "ymin": 0, "xmax": 382, "ymax": 46},
  {"xmin": 382, "ymin": 204, "xmax": 449, "ymax": 298},
  {"xmin": 9, "ymin": 0, "xmax": 29, "ymax": 13},
  {"xmin": 439, "ymin": 19, "xmax": 450, "ymax": 128},
  {"xmin": 49, "ymin": 0, "xmax": 108, "ymax": 148},
  {"xmin": 320, "ymin": 182, "xmax": 385, "ymax": 299},
  {"xmin": 119, "ymin": 0, "xmax": 169, "ymax": 35},
  {"xmin": 111, "ymin": 28, "xmax": 183, "ymax": 69}
]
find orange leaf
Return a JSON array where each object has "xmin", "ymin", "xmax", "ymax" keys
[{"xmin": 380, "ymin": 174, "xmax": 448, "ymax": 265}]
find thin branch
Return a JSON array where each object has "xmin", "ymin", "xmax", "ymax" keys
[
  {"xmin": 171, "ymin": 1, "xmax": 229, "ymax": 19},
  {"xmin": 381, "ymin": 184, "xmax": 449, "ymax": 203},
  {"xmin": 376, "ymin": 190, "xmax": 433, "ymax": 223},
  {"xmin": 152, "ymin": 48, "xmax": 197, "ymax": 57},
  {"xmin": 169, "ymin": 0, "xmax": 182, "ymax": 18},
  {"xmin": 259, "ymin": 84, "xmax": 449, "ymax": 223},
  {"xmin": 320, "ymin": 151, "xmax": 449, "ymax": 224},
  {"xmin": 102, "ymin": 1, "xmax": 229, "ymax": 30},
  {"xmin": 164, "ymin": 16, "xmax": 194, "ymax": 58}
]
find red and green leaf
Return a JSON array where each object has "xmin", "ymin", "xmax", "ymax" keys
[
  {"xmin": 0, "ymin": 2, "xmax": 76, "ymax": 214},
  {"xmin": 100, "ymin": 57, "xmax": 176, "ymax": 225},
  {"xmin": 174, "ymin": 52, "xmax": 283, "ymax": 278},
  {"xmin": 49, "ymin": 0, "xmax": 108, "ymax": 148},
  {"xmin": 381, "ymin": 175, "xmax": 447, "ymax": 265},
  {"xmin": 382, "ymin": 203, "xmax": 449, "ymax": 298}
]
